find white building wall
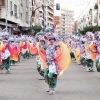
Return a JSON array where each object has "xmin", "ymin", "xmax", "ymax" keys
[
  {"xmin": 0, "ymin": 0, "xmax": 32, "ymax": 27},
  {"xmin": 77, "ymin": 0, "xmax": 98, "ymax": 31},
  {"xmin": 98, "ymin": 0, "xmax": 100, "ymax": 26}
]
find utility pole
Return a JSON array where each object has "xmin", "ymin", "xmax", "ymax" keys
[
  {"xmin": 97, "ymin": 0, "xmax": 98, "ymax": 26},
  {"xmin": 31, "ymin": 0, "xmax": 56, "ymax": 34},
  {"xmin": 42, "ymin": 0, "xmax": 45, "ymax": 33},
  {"xmin": 5, "ymin": 0, "xmax": 8, "ymax": 32}
]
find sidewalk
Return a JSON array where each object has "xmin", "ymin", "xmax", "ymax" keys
[{"xmin": 0, "ymin": 58, "xmax": 100, "ymax": 100}]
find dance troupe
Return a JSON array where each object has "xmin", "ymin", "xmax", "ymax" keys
[
  {"xmin": 0, "ymin": 30, "xmax": 100, "ymax": 95},
  {"xmin": 69, "ymin": 32, "xmax": 100, "ymax": 78},
  {"xmin": 0, "ymin": 31, "xmax": 37, "ymax": 74},
  {"xmin": 0, "ymin": 31, "xmax": 71, "ymax": 95},
  {"xmin": 34, "ymin": 31, "xmax": 100, "ymax": 95}
]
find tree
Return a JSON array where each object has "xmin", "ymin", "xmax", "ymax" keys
[
  {"xmin": 80, "ymin": 26, "xmax": 100, "ymax": 35},
  {"xmin": 33, "ymin": 25, "xmax": 42, "ymax": 35},
  {"xmin": 28, "ymin": 25, "xmax": 42, "ymax": 35}
]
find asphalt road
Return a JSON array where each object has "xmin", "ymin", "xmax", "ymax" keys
[{"xmin": 0, "ymin": 57, "xmax": 100, "ymax": 100}]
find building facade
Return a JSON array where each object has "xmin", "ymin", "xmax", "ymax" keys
[
  {"xmin": 54, "ymin": 9, "xmax": 74, "ymax": 34},
  {"xmin": 32, "ymin": 0, "xmax": 42, "ymax": 27},
  {"xmin": 74, "ymin": 21, "xmax": 78, "ymax": 33},
  {"xmin": 32, "ymin": 0, "xmax": 54, "ymax": 29},
  {"xmin": 77, "ymin": 0, "xmax": 98, "ymax": 31},
  {"xmin": 61, "ymin": 9, "xmax": 74, "ymax": 34},
  {"xmin": 0, "ymin": 0, "xmax": 32, "ymax": 34},
  {"xmin": 45, "ymin": 0, "xmax": 54, "ymax": 29}
]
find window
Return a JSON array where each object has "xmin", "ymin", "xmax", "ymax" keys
[
  {"xmin": 10, "ymin": 1, "xmax": 12, "ymax": 11},
  {"xmin": 14, "ymin": 4, "xmax": 17, "ymax": 13},
  {"xmin": 26, "ymin": 12, "xmax": 28, "ymax": 23}
]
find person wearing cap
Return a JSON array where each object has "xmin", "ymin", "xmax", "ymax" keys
[
  {"xmin": 0, "ymin": 39, "xmax": 11, "ymax": 74},
  {"xmin": 80, "ymin": 40, "xmax": 87, "ymax": 69},
  {"xmin": 84, "ymin": 34, "xmax": 97, "ymax": 72},
  {"xmin": 70, "ymin": 37, "xmax": 76, "ymax": 61},
  {"xmin": 95, "ymin": 36, "xmax": 100, "ymax": 78},
  {"xmin": 20, "ymin": 39, "xmax": 28, "ymax": 60},
  {"xmin": 75, "ymin": 41, "xmax": 81, "ymax": 65},
  {"xmin": 37, "ymin": 38, "xmax": 46, "ymax": 80},
  {"xmin": 0, "ymin": 41, "xmax": 3, "ymax": 73},
  {"xmin": 44, "ymin": 36, "xmax": 59, "ymax": 95},
  {"xmin": 9, "ymin": 39, "xmax": 19, "ymax": 65},
  {"xmin": 15, "ymin": 38, "xmax": 21, "ymax": 62}
]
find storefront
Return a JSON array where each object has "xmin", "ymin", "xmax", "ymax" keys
[
  {"xmin": 0, "ymin": 19, "xmax": 18, "ymax": 35},
  {"xmin": 11, "ymin": 25, "xmax": 21, "ymax": 35},
  {"xmin": 21, "ymin": 27, "xmax": 29, "ymax": 35}
]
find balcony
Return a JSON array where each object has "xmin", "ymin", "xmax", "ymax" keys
[
  {"xmin": 48, "ymin": 19, "xmax": 54, "ymax": 24},
  {"xmin": 47, "ymin": 6, "xmax": 54, "ymax": 14},
  {"xmin": 47, "ymin": 13, "xmax": 53, "ymax": 20},
  {"xmin": 39, "ymin": 13, "xmax": 43, "ymax": 18},
  {"xmin": 39, "ymin": 7, "xmax": 43, "ymax": 13}
]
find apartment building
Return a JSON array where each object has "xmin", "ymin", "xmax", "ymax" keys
[
  {"xmin": 32, "ymin": 0, "xmax": 54, "ymax": 29},
  {"xmin": 32, "ymin": 0, "xmax": 42, "ymax": 26},
  {"xmin": 74, "ymin": 21, "xmax": 78, "ymax": 33},
  {"xmin": 61, "ymin": 9, "xmax": 74, "ymax": 34},
  {"xmin": 0, "ymin": 0, "xmax": 32, "ymax": 34},
  {"xmin": 77, "ymin": 0, "xmax": 98, "ymax": 31},
  {"xmin": 45, "ymin": 0, "xmax": 54, "ymax": 29}
]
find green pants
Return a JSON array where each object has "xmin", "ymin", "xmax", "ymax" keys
[
  {"xmin": 10, "ymin": 60, "xmax": 16, "ymax": 64},
  {"xmin": 37, "ymin": 64, "xmax": 44, "ymax": 77},
  {"xmin": 26, "ymin": 51, "xmax": 30, "ymax": 59},
  {"xmin": 70, "ymin": 52, "xmax": 75, "ymax": 59},
  {"xmin": 23, "ymin": 51, "xmax": 30, "ymax": 59},
  {"xmin": 84, "ymin": 58, "xmax": 93, "ymax": 68},
  {"xmin": 80, "ymin": 57, "xmax": 86, "ymax": 66},
  {"xmin": 44, "ymin": 69, "xmax": 57, "ymax": 89},
  {"xmin": 0, "ymin": 57, "xmax": 10, "ymax": 70},
  {"xmin": 18, "ymin": 55, "xmax": 20, "ymax": 62},
  {"xmin": 96, "ymin": 60, "xmax": 100, "ymax": 72}
]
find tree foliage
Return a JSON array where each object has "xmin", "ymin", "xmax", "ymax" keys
[
  {"xmin": 80, "ymin": 26, "xmax": 100, "ymax": 35},
  {"xmin": 33, "ymin": 25, "xmax": 42, "ymax": 34},
  {"xmin": 28, "ymin": 25, "xmax": 42, "ymax": 35}
]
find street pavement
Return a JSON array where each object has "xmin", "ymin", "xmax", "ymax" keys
[{"xmin": 0, "ymin": 57, "xmax": 100, "ymax": 100}]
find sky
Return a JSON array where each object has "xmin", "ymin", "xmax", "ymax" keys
[{"xmin": 55, "ymin": 0, "xmax": 90, "ymax": 20}]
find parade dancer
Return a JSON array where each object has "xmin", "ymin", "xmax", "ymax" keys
[
  {"xmin": 95, "ymin": 36, "xmax": 100, "ymax": 78},
  {"xmin": 9, "ymin": 39, "xmax": 19, "ymax": 65},
  {"xmin": 84, "ymin": 34, "xmax": 97, "ymax": 72},
  {"xmin": 70, "ymin": 36, "xmax": 76, "ymax": 61},
  {"xmin": 80, "ymin": 40, "xmax": 87, "ymax": 68},
  {"xmin": 20, "ymin": 38, "xmax": 28, "ymax": 60},
  {"xmin": 37, "ymin": 38, "xmax": 46, "ymax": 80},
  {"xmin": 44, "ymin": 36, "xmax": 59, "ymax": 95},
  {"xmin": 0, "ymin": 39, "xmax": 11, "ymax": 74}
]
